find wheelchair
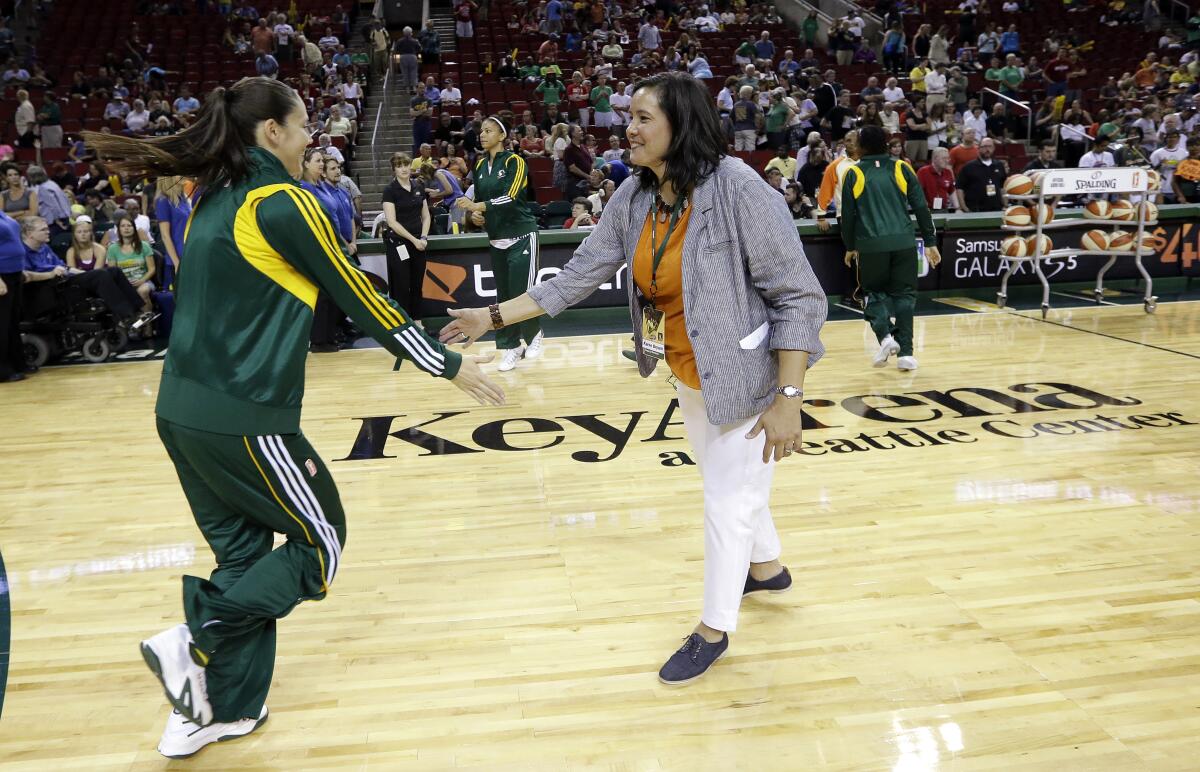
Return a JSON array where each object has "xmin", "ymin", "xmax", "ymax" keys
[{"xmin": 19, "ymin": 277, "xmax": 133, "ymax": 367}]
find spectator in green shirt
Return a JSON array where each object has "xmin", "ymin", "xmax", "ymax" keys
[
  {"xmin": 534, "ymin": 71, "xmax": 566, "ymax": 107},
  {"xmin": 37, "ymin": 91, "xmax": 63, "ymax": 149},
  {"xmin": 105, "ymin": 212, "xmax": 156, "ymax": 313},
  {"xmin": 589, "ymin": 73, "xmax": 615, "ymax": 129},
  {"xmin": 764, "ymin": 90, "xmax": 793, "ymax": 149},
  {"xmin": 998, "ymin": 54, "xmax": 1024, "ymax": 97}
]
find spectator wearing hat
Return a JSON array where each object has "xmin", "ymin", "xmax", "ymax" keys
[
  {"xmin": 439, "ymin": 78, "xmax": 462, "ymax": 107},
  {"xmin": 1151, "ymin": 128, "xmax": 1187, "ymax": 202}
]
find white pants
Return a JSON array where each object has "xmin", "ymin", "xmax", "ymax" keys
[
  {"xmin": 593, "ymin": 110, "xmax": 614, "ymax": 128},
  {"xmin": 677, "ymin": 384, "xmax": 781, "ymax": 632}
]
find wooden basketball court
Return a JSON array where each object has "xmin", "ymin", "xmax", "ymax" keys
[{"xmin": 2, "ymin": 297, "xmax": 1199, "ymax": 769}]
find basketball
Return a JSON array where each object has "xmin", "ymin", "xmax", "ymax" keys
[
  {"xmin": 1004, "ymin": 174, "xmax": 1035, "ymax": 196},
  {"xmin": 1003, "ymin": 205, "xmax": 1032, "ymax": 227},
  {"xmin": 1146, "ymin": 169, "xmax": 1161, "ymax": 191},
  {"xmin": 1032, "ymin": 203, "xmax": 1055, "ymax": 225},
  {"xmin": 1081, "ymin": 230, "xmax": 1110, "ymax": 251},
  {"xmin": 1001, "ymin": 235, "xmax": 1028, "ymax": 258},
  {"xmin": 1025, "ymin": 234, "xmax": 1053, "ymax": 255},
  {"xmin": 1111, "ymin": 199, "xmax": 1136, "ymax": 221},
  {"xmin": 1138, "ymin": 232, "xmax": 1158, "ymax": 253},
  {"xmin": 1109, "ymin": 231, "xmax": 1135, "ymax": 251},
  {"xmin": 1140, "ymin": 201, "xmax": 1158, "ymax": 222},
  {"xmin": 1029, "ymin": 171, "xmax": 1046, "ymax": 190},
  {"xmin": 1084, "ymin": 200, "xmax": 1112, "ymax": 220}
]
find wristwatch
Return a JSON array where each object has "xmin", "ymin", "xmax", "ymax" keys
[{"xmin": 777, "ymin": 385, "xmax": 803, "ymax": 399}]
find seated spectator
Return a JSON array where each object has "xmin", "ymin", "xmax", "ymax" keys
[
  {"xmin": 256, "ymin": 52, "xmax": 280, "ymax": 78},
  {"xmin": 563, "ymin": 197, "xmax": 596, "ymax": 228},
  {"xmin": 104, "ymin": 95, "xmax": 131, "ymax": 122},
  {"xmin": 602, "ymin": 36, "xmax": 624, "ymax": 61},
  {"xmin": 318, "ymin": 26, "xmax": 341, "ymax": 51},
  {"xmin": 340, "ymin": 72, "xmax": 363, "ymax": 111},
  {"xmin": 422, "ymin": 76, "xmax": 442, "ymax": 105},
  {"xmin": 519, "ymin": 125, "xmax": 545, "ymax": 156},
  {"xmin": 688, "ymin": 52, "xmax": 713, "ymax": 79},
  {"xmin": 326, "ymin": 106, "xmax": 353, "ymax": 138},
  {"xmin": 125, "ymin": 99, "xmax": 152, "ymax": 134},
  {"xmin": 102, "ymin": 198, "xmax": 154, "ymax": 245},
  {"xmin": 2, "ymin": 58, "xmax": 29, "ymax": 84},
  {"xmin": 588, "ymin": 179, "xmax": 616, "ymax": 215},
  {"xmin": 21, "ymin": 215, "xmax": 149, "ymax": 327},
  {"xmin": 882, "ymin": 77, "xmax": 905, "ymax": 104},
  {"xmin": 318, "ymin": 133, "xmax": 344, "ymax": 165},
  {"xmin": 65, "ymin": 216, "xmax": 107, "ymax": 272},
  {"xmin": 104, "ymin": 212, "xmax": 156, "ymax": 319},
  {"xmin": 439, "ymin": 78, "xmax": 462, "ymax": 107}
]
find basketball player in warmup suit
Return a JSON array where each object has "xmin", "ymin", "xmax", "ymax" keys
[
  {"xmin": 455, "ymin": 116, "xmax": 545, "ymax": 372},
  {"xmin": 84, "ymin": 76, "xmax": 504, "ymax": 759},
  {"xmin": 441, "ymin": 72, "xmax": 827, "ymax": 686},
  {"xmin": 839, "ymin": 125, "xmax": 940, "ymax": 372}
]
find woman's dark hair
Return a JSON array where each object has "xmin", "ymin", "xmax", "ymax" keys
[
  {"xmin": 631, "ymin": 72, "xmax": 727, "ymax": 195},
  {"xmin": 81, "ymin": 76, "xmax": 301, "ymax": 189},
  {"xmin": 858, "ymin": 125, "xmax": 889, "ymax": 156},
  {"xmin": 113, "ymin": 211, "xmax": 143, "ymax": 252}
]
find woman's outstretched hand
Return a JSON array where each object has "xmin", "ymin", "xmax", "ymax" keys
[
  {"xmin": 451, "ymin": 353, "xmax": 506, "ymax": 406},
  {"xmin": 439, "ymin": 307, "xmax": 493, "ymax": 347}
]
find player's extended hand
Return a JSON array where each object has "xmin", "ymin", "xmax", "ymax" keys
[
  {"xmin": 439, "ymin": 306, "xmax": 493, "ymax": 346},
  {"xmin": 926, "ymin": 245, "xmax": 942, "ymax": 267},
  {"xmin": 746, "ymin": 397, "xmax": 804, "ymax": 464},
  {"xmin": 452, "ymin": 353, "xmax": 506, "ymax": 406},
  {"xmin": 844, "ymin": 250, "xmax": 858, "ymax": 267}
]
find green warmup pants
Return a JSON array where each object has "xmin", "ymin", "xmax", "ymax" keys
[
  {"xmin": 490, "ymin": 232, "xmax": 543, "ymax": 350},
  {"xmin": 156, "ymin": 417, "xmax": 347, "ymax": 723},
  {"xmin": 857, "ymin": 247, "xmax": 918, "ymax": 357}
]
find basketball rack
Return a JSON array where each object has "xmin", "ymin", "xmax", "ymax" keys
[{"xmin": 998, "ymin": 167, "xmax": 1158, "ymax": 317}]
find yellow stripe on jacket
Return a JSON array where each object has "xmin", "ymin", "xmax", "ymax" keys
[{"xmin": 234, "ymin": 183, "xmax": 319, "ymax": 309}]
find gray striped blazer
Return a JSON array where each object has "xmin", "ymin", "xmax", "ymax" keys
[{"xmin": 528, "ymin": 155, "xmax": 827, "ymax": 425}]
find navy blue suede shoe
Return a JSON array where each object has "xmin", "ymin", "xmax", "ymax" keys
[
  {"xmin": 658, "ymin": 632, "xmax": 729, "ymax": 686},
  {"xmin": 743, "ymin": 566, "xmax": 792, "ymax": 596}
]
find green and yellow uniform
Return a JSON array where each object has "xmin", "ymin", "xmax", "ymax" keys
[
  {"xmin": 473, "ymin": 149, "xmax": 542, "ymax": 350},
  {"xmin": 839, "ymin": 153, "xmax": 936, "ymax": 358},
  {"xmin": 156, "ymin": 147, "xmax": 461, "ymax": 723}
]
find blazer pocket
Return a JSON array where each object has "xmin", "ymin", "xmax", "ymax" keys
[{"xmin": 739, "ymin": 321, "xmax": 770, "ymax": 350}]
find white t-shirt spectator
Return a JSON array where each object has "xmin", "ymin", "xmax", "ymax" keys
[
  {"xmin": 274, "ymin": 23, "xmax": 295, "ymax": 46},
  {"xmin": 924, "ymin": 70, "xmax": 947, "ymax": 95},
  {"xmin": 319, "ymin": 34, "xmax": 341, "ymax": 50},
  {"xmin": 15, "ymin": 99, "xmax": 36, "ymax": 135},
  {"xmin": 341, "ymin": 81, "xmax": 363, "ymax": 103},
  {"xmin": 125, "ymin": 109, "xmax": 151, "ymax": 133},
  {"xmin": 1150, "ymin": 141, "xmax": 1188, "ymax": 190},
  {"xmin": 609, "ymin": 91, "xmax": 631, "ymax": 125},
  {"xmin": 322, "ymin": 144, "xmax": 345, "ymax": 164},
  {"xmin": 847, "ymin": 15, "xmax": 865, "ymax": 37},
  {"xmin": 334, "ymin": 101, "xmax": 357, "ymax": 121},
  {"xmin": 717, "ymin": 86, "xmax": 735, "ymax": 113},
  {"xmin": 439, "ymin": 86, "xmax": 462, "ymax": 105},
  {"xmin": 1079, "ymin": 149, "xmax": 1115, "ymax": 168},
  {"xmin": 963, "ymin": 110, "xmax": 988, "ymax": 137},
  {"xmin": 882, "ymin": 85, "xmax": 905, "ymax": 103},
  {"xmin": 173, "ymin": 95, "xmax": 200, "ymax": 114}
]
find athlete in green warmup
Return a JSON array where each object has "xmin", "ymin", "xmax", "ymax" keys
[
  {"xmin": 456, "ymin": 116, "xmax": 545, "ymax": 372},
  {"xmin": 84, "ymin": 77, "xmax": 504, "ymax": 759}
]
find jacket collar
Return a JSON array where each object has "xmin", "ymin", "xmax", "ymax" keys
[{"xmin": 248, "ymin": 147, "xmax": 293, "ymax": 182}]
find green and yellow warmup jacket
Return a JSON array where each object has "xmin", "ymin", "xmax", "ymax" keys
[
  {"xmin": 473, "ymin": 150, "xmax": 539, "ymax": 241},
  {"xmin": 838, "ymin": 153, "xmax": 936, "ymax": 254},
  {"xmin": 156, "ymin": 147, "xmax": 461, "ymax": 436}
]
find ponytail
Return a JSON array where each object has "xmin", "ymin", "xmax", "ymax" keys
[{"xmin": 82, "ymin": 77, "xmax": 301, "ymax": 189}]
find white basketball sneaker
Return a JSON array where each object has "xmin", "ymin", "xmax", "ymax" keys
[
  {"xmin": 873, "ymin": 335, "xmax": 900, "ymax": 367},
  {"xmin": 140, "ymin": 623, "xmax": 213, "ymax": 727},
  {"xmin": 524, "ymin": 331, "xmax": 545, "ymax": 359},
  {"xmin": 157, "ymin": 705, "xmax": 269, "ymax": 759},
  {"xmin": 897, "ymin": 356, "xmax": 919, "ymax": 371},
  {"xmin": 497, "ymin": 345, "xmax": 526, "ymax": 372}
]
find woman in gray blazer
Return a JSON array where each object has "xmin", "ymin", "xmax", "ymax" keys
[{"xmin": 441, "ymin": 72, "xmax": 828, "ymax": 685}]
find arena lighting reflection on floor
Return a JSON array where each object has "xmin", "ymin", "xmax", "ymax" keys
[
  {"xmin": 4, "ymin": 543, "xmax": 196, "ymax": 590},
  {"xmin": 955, "ymin": 479, "xmax": 1199, "ymax": 511},
  {"xmin": 890, "ymin": 718, "xmax": 965, "ymax": 772}
]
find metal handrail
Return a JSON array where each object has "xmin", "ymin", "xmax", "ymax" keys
[{"xmin": 369, "ymin": 54, "xmax": 391, "ymax": 191}]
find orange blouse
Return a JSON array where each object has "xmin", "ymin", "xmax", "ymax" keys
[{"xmin": 631, "ymin": 203, "xmax": 700, "ymax": 389}]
